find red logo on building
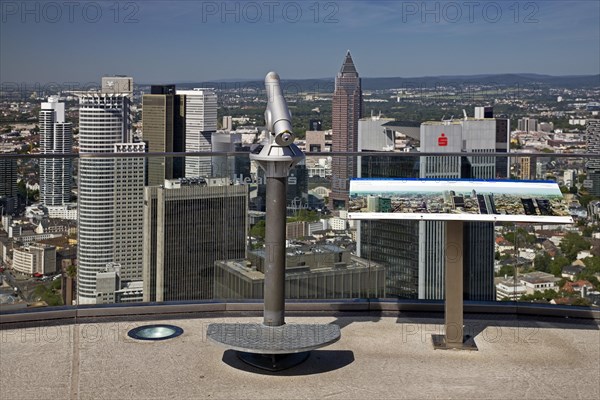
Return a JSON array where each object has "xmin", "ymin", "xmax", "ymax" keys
[{"xmin": 438, "ymin": 133, "xmax": 448, "ymax": 146}]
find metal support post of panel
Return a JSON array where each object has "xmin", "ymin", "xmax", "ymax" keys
[{"xmin": 432, "ymin": 220, "xmax": 477, "ymax": 350}]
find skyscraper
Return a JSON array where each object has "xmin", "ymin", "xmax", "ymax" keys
[
  {"xmin": 358, "ymin": 157, "xmax": 420, "ymax": 298},
  {"xmin": 0, "ymin": 156, "xmax": 18, "ymax": 215},
  {"xmin": 495, "ymin": 117, "xmax": 510, "ymax": 179},
  {"xmin": 143, "ymin": 180, "xmax": 248, "ymax": 301},
  {"xmin": 586, "ymin": 119, "xmax": 600, "ymax": 196},
  {"xmin": 113, "ymin": 142, "xmax": 146, "ymax": 281},
  {"xmin": 142, "ymin": 85, "xmax": 185, "ymax": 186},
  {"xmin": 176, "ymin": 88, "xmax": 217, "ymax": 178},
  {"xmin": 418, "ymin": 118, "xmax": 496, "ymax": 301},
  {"xmin": 331, "ymin": 51, "xmax": 362, "ymax": 209},
  {"xmin": 211, "ymin": 131, "xmax": 242, "ymax": 180},
  {"xmin": 356, "ymin": 117, "xmax": 421, "ymax": 298},
  {"xmin": 39, "ymin": 96, "xmax": 72, "ymax": 206},
  {"xmin": 77, "ymin": 76, "xmax": 145, "ymax": 304}
]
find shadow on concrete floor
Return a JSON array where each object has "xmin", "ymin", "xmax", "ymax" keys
[{"xmin": 221, "ymin": 349, "xmax": 355, "ymax": 375}]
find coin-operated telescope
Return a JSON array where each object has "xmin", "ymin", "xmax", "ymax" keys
[
  {"xmin": 250, "ymin": 72, "xmax": 304, "ymax": 327},
  {"xmin": 250, "ymin": 71, "xmax": 304, "ymax": 177},
  {"xmin": 208, "ymin": 73, "xmax": 339, "ymax": 372}
]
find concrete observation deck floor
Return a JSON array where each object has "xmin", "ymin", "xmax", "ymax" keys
[{"xmin": 1, "ymin": 313, "xmax": 599, "ymax": 400}]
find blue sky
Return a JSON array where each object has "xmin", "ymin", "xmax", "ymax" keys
[{"xmin": 1, "ymin": 0, "xmax": 599, "ymax": 84}]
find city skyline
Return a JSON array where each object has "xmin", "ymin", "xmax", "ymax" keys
[{"xmin": 1, "ymin": 1, "xmax": 599, "ymax": 83}]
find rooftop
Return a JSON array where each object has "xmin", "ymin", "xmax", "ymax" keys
[{"xmin": 1, "ymin": 309, "xmax": 598, "ymax": 399}]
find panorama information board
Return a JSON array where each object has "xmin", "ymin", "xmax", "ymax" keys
[{"xmin": 347, "ymin": 178, "xmax": 574, "ymax": 224}]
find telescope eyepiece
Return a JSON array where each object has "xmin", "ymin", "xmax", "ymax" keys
[{"xmin": 275, "ymin": 130, "xmax": 295, "ymax": 146}]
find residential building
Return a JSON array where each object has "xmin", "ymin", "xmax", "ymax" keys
[
  {"xmin": 12, "ymin": 244, "xmax": 56, "ymax": 275},
  {"xmin": 519, "ymin": 271, "xmax": 560, "ymax": 294},
  {"xmin": 495, "ymin": 277, "xmax": 527, "ymax": 301}
]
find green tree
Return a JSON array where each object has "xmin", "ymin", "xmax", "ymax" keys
[
  {"xmin": 560, "ymin": 233, "xmax": 591, "ymax": 261},
  {"xmin": 578, "ymin": 194, "xmax": 599, "ymax": 208},
  {"xmin": 288, "ymin": 209, "xmax": 319, "ymax": 223},
  {"xmin": 550, "ymin": 255, "xmax": 570, "ymax": 277},
  {"xmin": 581, "ymin": 225, "xmax": 599, "ymax": 238},
  {"xmin": 533, "ymin": 253, "xmax": 551, "ymax": 273},
  {"xmin": 520, "ymin": 289, "xmax": 559, "ymax": 302},
  {"xmin": 496, "ymin": 264, "xmax": 515, "ymax": 277},
  {"xmin": 250, "ymin": 220, "xmax": 266, "ymax": 240},
  {"xmin": 583, "ymin": 256, "xmax": 600, "ymax": 275},
  {"xmin": 504, "ymin": 227, "xmax": 536, "ymax": 246},
  {"xmin": 66, "ymin": 265, "xmax": 77, "ymax": 278},
  {"xmin": 572, "ymin": 297, "xmax": 592, "ymax": 307}
]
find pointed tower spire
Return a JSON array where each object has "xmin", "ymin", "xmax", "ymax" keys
[{"xmin": 340, "ymin": 50, "xmax": 358, "ymax": 75}]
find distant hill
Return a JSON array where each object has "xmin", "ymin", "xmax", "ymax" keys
[{"xmin": 166, "ymin": 74, "xmax": 599, "ymax": 92}]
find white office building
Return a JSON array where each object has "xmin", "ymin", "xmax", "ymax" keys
[
  {"xmin": 39, "ymin": 96, "xmax": 72, "ymax": 206},
  {"xmin": 418, "ymin": 118, "xmax": 497, "ymax": 301},
  {"xmin": 76, "ymin": 77, "xmax": 144, "ymax": 304},
  {"xmin": 177, "ymin": 88, "xmax": 217, "ymax": 177}
]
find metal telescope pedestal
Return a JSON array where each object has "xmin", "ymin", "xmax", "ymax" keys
[
  {"xmin": 431, "ymin": 221, "xmax": 478, "ymax": 351},
  {"xmin": 207, "ymin": 72, "xmax": 340, "ymax": 371}
]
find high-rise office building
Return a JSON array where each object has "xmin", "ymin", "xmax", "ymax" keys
[
  {"xmin": 356, "ymin": 118, "xmax": 421, "ymax": 298},
  {"xmin": 142, "ymin": 85, "xmax": 186, "ymax": 186},
  {"xmin": 517, "ymin": 156, "xmax": 533, "ymax": 180},
  {"xmin": 0, "ymin": 156, "xmax": 18, "ymax": 215},
  {"xmin": 331, "ymin": 51, "xmax": 362, "ymax": 209},
  {"xmin": 586, "ymin": 120, "xmax": 600, "ymax": 195},
  {"xmin": 39, "ymin": 96, "xmax": 72, "ymax": 206},
  {"xmin": 358, "ymin": 159, "xmax": 420, "ymax": 298},
  {"xmin": 211, "ymin": 131, "xmax": 243, "ymax": 180},
  {"xmin": 495, "ymin": 117, "xmax": 510, "ymax": 179},
  {"xmin": 113, "ymin": 142, "xmax": 145, "ymax": 281},
  {"xmin": 176, "ymin": 88, "xmax": 217, "ymax": 177},
  {"xmin": 357, "ymin": 116, "xmax": 395, "ymax": 152},
  {"xmin": 143, "ymin": 180, "xmax": 248, "ymax": 301},
  {"xmin": 479, "ymin": 106, "xmax": 511, "ymax": 179},
  {"xmin": 517, "ymin": 117, "xmax": 538, "ymax": 133},
  {"xmin": 77, "ymin": 76, "xmax": 145, "ymax": 304},
  {"xmin": 418, "ymin": 119, "xmax": 496, "ymax": 301}
]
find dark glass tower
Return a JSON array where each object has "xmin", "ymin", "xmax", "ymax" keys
[
  {"xmin": 143, "ymin": 183, "xmax": 248, "ymax": 301},
  {"xmin": 142, "ymin": 85, "xmax": 186, "ymax": 186},
  {"xmin": 359, "ymin": 154, "xmax": 420, "ymax": 298},
  {"xmin": 331, "ymin": 51, "xmax": 362, "ymax": 209}
]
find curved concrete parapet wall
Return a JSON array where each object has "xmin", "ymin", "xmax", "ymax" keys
[{"xmin": 1, "ymin": 300, "xmax": 599, "ymax": 327}]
